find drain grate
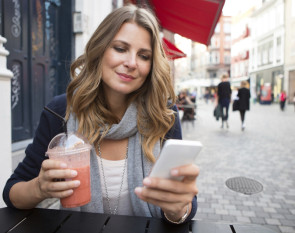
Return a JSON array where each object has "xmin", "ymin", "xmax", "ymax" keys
[{"xmin": 225, "ymin": 176, "xmax": 263, "ymax": 195}]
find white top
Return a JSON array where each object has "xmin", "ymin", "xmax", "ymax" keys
[{"xmin": 97, "ymin": 157, "xmax": 133, "ymax": 216}]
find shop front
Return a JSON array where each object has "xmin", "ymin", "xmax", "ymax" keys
[
  {"xmin": 288, "ymin": 70, "xmax": 295, "ymax": 103},
  {"xmin": 250, "ymin": 66, "xmax": 284, "ymax": 104}
]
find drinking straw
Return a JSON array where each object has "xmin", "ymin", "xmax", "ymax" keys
[{"xmin": 44, "ymin": 106, "xmax": 68, "ymax": 135}]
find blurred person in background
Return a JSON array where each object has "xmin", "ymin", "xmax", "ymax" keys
[
  {"xmin": 177, "ymin": 90, "xmax": 195, "ymax": 121},
  {"xmin": 279, "ymin": 90, "xmax": 287, "ymax": 111},
  {"xmin": 216, "ymin": 74, "xmax": 232, "ymax": 129},
  {"xmin": 190, "ymin": 89, "xmax": 197, "ymax": 103},
  {"xmin": 203, "ymin": 89, "xmax": 210, "ymax": 104},
  {"xmin": 237, "ymin": 81, "xmax": 250, "ymax": 131}
]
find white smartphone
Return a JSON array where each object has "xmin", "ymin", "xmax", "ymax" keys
[{"xmin": 149, "ymin": 139, "xmax": 202, "ymax": 181}]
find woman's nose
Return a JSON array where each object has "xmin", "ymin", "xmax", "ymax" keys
[{"xmin": 123, "ymin": 53, "xmax": 137, "ymax": 69}]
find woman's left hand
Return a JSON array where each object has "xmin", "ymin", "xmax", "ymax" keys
[{"xmin": 134, "ymin": 164, "xmax": 199, "ymax": 222}]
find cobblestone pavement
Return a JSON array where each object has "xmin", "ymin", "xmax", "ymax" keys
[{"xmin": 182, "ymin": 101, "xmax": 295, "ymax": 233}]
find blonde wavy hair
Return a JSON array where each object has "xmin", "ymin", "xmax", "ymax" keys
[{"xmin": 66, "ymin": 5, "xmax": 176, "ymax": 162}]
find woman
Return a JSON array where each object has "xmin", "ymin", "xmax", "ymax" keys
[
  {"xmin": 237, "ymin": 81, "xmax": 251, "ymax": 131},
  {"xmin": 3, "ymin": 5, "xmax": 199, "ymax": 224}
]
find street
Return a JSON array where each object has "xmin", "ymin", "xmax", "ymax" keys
[{"xmin": 182, "ymin": 101, "xmax": 295, "ymax": 233}]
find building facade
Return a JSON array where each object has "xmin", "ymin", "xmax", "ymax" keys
[
  {"xmin": 230, "ymin": 8, "xmax": 254, "ymax": 87},
  {"xmin": 206, "ymin": 15, "xmax": 231, "ymax": 82},
  {"xmin": 181, "ymin": 14, "xmax": 231, "ymax": 98},
  {"xmin": 249, "ymin": 0, "xmax": 285, "ymax": 103},
  {"xmin": 284, "ymin": 0, "xmax": 295, "ymax": 102}
]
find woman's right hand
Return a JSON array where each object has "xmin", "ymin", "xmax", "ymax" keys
[{"xmin": 37, "ymin": 159, "xmax": 80, "ymax": 200}]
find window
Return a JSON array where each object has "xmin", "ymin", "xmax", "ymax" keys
[
  {"xmin": 207, "ymin": 54, "xmax": 211, "ymax": 64},
  {"xmin": 224, "ymin": 22, "xmax": 231, "ymax": 33},
  {"xmin": 258, "ymin": 46, "xmax": 262, "ymax": 66},
  {"xmin": 215, "ymin": 23, "xmax": 220, "ymax": 33},
  {"xmin": 270, "ymin": 10, "xmax": 275, "ymax": 31},
  {"xmin": 224, "ymin": 52, "xmax": 231, "ymax": 64},
  {"xmin": 240, "ymin": 62, "xmax": 244, "ymax": 76},
  {"xmin": 210, "ymin": 72, "xmax": 217, "ymax": 78},
  {"xmin": 224, "ymin": 35, "xmax": 231, "ymax": 48},
  {"xmin": 251, "ymin": 48, "xmax": 255, "ymax": 69},
  {"xmin": 231, "ymin": 64, "xmax": 236, "ymax": 77},
  {"xmin": 215, "ymin": 52, "xmax": 220, "ymax": 64},
  {"xmin": 209, "ymin": 52, "xmax": 220, "ymax": 64},
  {"xmin": 244, "ymin": 60, "xmax": 249, "ymax": 76},
  {"xmin": 263, "ymin": 45, "xmax": 268, "ymax": 65},
  {"xmin": 278, "ymin": 5, "xmax": 284, "ymax": 25},
  {"xmin": 268, "ymin": 41, "xmax": 273, "ymax": 63},
  {"xmin": 211, "ymin": 36, "xmax": 219, "ymax": 48},
  {"xmin": 262, "ymin": 14, "xmax": 267, "ymax": 34},
  {"xmin": 276, "ymin": 37, "xmax": 282, "ymax": 62}
]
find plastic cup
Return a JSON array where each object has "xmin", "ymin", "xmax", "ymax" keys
[{"xmin": 46, "ymin": 132, "xmax": 92, "ymax": 208}]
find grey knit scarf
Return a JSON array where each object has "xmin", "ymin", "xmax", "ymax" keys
[{"xmin": 63, "ymin": 102, "xmax": 161, "ymax": 218}]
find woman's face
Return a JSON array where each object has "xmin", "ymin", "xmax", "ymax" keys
[{"xmin": 101, "ymin": 22, "xmax": 152, "ymax": 99}]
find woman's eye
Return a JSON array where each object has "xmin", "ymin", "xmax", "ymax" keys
[
  {"xmin": 114, "ymin": 47, "xmax": 126, "ymax": 53},
  {"xmin": 139, "ymin": 54, "xmax": 151, "ymax": 61}
]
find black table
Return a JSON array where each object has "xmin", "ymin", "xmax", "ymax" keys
[{"xmin": 0, "ymin": 207, "xmax": 278, "ymax": 233}]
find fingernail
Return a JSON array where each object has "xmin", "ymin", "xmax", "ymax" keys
[
  {"xmin": 73, "ymin": 180, "xmax": 80, "ymax": 187},
  {"xmin": 134, "ymin": 187, "xmax": 142, "ymax": 194},
  {"xmin": 171, "ymin": 169, "xmax": 178, "ymax": 176},
  {"xmin": 67, "ymin": 189, "xmax": 74, "ymax": 195},
  {"xmin": 143, "ymin": 178, "xmax": 151, "ymax": 186},
  {"xmin": 71, "ymin": 170, "xmax": 78, "ymax": 177},
  {"xmin": 60, "ymin": 163, "xmax": 67, "ymax": 168}
]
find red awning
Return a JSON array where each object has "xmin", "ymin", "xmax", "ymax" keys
[
  {"xmin": 149, "ymin": 0, "xmax": 225, "ymax": 45},
  {"xmin": 162, "ymin": 38, "xmax": 186, "ymax": 60}
]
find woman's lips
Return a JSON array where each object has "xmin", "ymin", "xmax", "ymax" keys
[{"xmin": 117, "ymin": 72, "xmax": 135, "ymax": 82}]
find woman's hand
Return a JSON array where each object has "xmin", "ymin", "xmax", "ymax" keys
[
  {"xmin": 9, "ymin": 159, "xmax": 80, "ymax": 209},
  {"xmin": 36, "ymin": 159, "xmax": 80, "ymax": 200},
  {"xmin": 134, "ymin": 164, "xmax": 199, "ymax": 222}
]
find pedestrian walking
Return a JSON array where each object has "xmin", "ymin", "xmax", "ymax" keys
[
  {"xmin": 3, "ymin": 5, "xmax": 199, "ymax": 224},
  {"xmin": 216, "ymin": 73, "xmax": 232, "ymax": 128},
  {"xmin": 279, "ymin": 90, "xmax": 287, "ymax": 111},
  {"xmin": 237, "ymin": 81, "xmax": 251, "ymax": 131}
]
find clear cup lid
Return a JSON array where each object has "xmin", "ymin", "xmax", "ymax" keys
[{"xmin": 47, "ymin": 132, "xmax": 92, "ymax": 154}]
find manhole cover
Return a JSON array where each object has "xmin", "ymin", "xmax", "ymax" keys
[{"xmin": 225, "ymin": 176, "xmax": 263, "ymax": 195}]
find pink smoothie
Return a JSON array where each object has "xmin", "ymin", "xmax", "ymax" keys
[
  {"xmin": 46, "ymin": 133, "xmax": 92, "ymax": 208},
  {"xmin": 61, "ymin": 165, "xmax": 91, "ymax": 208}
]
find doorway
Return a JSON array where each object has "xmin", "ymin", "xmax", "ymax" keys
[{"xmin": 1, "ymin": 0, "xmax": 73, "ymax": 142}]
